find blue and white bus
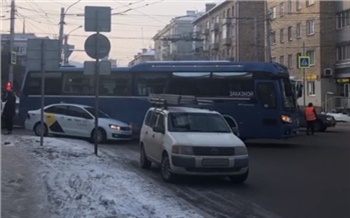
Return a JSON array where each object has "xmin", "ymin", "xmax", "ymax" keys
[{"xmin": 19, "ymin": 61, "xmax": 301, "ymax": 140}]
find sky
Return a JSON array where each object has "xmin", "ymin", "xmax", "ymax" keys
[{"xmin": 1, "ymin": 0, "xmax": 224, "ymax": 66}]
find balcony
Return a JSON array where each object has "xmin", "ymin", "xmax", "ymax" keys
[
  {"xmin": 210, "ymin": 42, "xmax": 219, "ymax": 50},
  {"xmin": 222, "ymin": 18, "xmax": 231, "ymax": 25},
  {"xmin": 222, "ymin": 37, "xmax": 232, "ymax": 46},
  {"xmin": 210, "ymin": 23, "xmax": 219, "ymax": 32}
]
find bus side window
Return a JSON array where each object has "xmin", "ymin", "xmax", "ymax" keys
[
  {"xmin": 27, "ymin": 72, "xmax": 62, "ymax": 95},
  {"xmin": 257, "ymin": 83, "xmax": 277, "ymax": 109},
  {"xmin": 135, "ymin": 73, "xmax": 168, "ymax": 96},
  {"xmin": 168, "ymin": 72, "xmax": 211, "ymax": 96},
  {"xmin": 62, "ymin": 73, "xmax": 94, "ymax": 95},
  {"xmin": 100, "ymin": 74, "xmax": 131, "ymax": 96}
]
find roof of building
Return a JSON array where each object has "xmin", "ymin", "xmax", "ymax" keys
[{"xmin": 192, "ymin": 0, "xmax": 232, "ymax": 24}]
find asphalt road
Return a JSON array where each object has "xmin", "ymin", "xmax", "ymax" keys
[{"xmin": 9, "ymin": 123, "xmax": 350, "ymax": 218}]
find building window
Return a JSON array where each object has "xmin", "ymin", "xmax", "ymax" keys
[
  {"xmin": 211, "ymin": 32, "xmax": 215, "ymax": 43},
  {"xmin": 306, "ymin": 50, "xmax": 315, "ymax": 65},
  {"xmin": 280, "ymin": 55, "xmax": 284, "ymax": 65},
  {"xmin": 288, "ymin": 26, "xmax": 292, "ymax": 41},
  {"xmin": 306, "ymin": 20, "xmax": 315, "ymax": 35},
  {"xmin": 222, "ymin": 25, "xmax": 227, "ymax": 39},
  {"xmin": 296, "ymin": 23, "xmax": 302, "ymax": 38},
  {"xmin": 337, "ymin": 44, "xmax": 350, "ymax": 61},
  {"xmin": 288, "ymin": 54, "xmax": 293, "ymax": 68},
  {"xmin": 307, "ymin": 81, "xmax": 316, "ymax": 96},
  {"xmin": 227, "ymin": 8, "xmax": 230, "ymax": 18},
  {"xmin": 270, "ymin": 31, "xmax": 276, "ymax": 44},
  {"xmin": 271, "ymin": 7, "xmax": 277, "ymax": 19},
  {"xmin": 272, "ymin": 57, "xmax": 277, "ymax": 62},
  {"xmin": 306, "ymin": 0, "xmax": 315, "ymax": 6},
  {"xmin": 336, "ymin": 10, "xmax": 350, "ymax": 29},
  {"xmin": 296, "ymin": 0, "xmax": 301, "ymax": 10},
  {"xmin": 280, "ymin": 28, "xmax": 285, "ymax": 43},
  {"xmin": 280, "ymin": 3, "xmax": 285, "ymax": 17},
  {"xmin": 288, "ymin": 0, "xmax": 292, "ymax": 13}
]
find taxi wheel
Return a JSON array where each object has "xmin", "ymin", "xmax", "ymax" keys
[
  {"xmin": 140, "ymin": 144, "xmax": 152, "ymax": 169},
  {"xmin": 33, "ymin": 122, "xmax": 48, "ymax": 137},
  {"xmin": 161, "ymin": 153, "xmax": 176, "ymax": 183},
  {"xmin": 91, "ymin": 128, "xmax": 106, "ymax": 144},
  {"xmin": 229, "ymin": 168, "xmax": 249, "ymax": 184}
]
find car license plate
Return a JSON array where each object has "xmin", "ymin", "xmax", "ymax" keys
[{"xmin": 202, "ymin": 158, "xmax": 229, "ymax": 167}]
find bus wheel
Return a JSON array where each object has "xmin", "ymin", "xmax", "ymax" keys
[{"xmin": 33, "ymin": 122, "xmax": 48, "ymax": 137}]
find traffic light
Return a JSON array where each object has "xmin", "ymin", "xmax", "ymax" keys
[{"xmin": 6, "ymin": 82, "xmax": 12, "ymax": 91}]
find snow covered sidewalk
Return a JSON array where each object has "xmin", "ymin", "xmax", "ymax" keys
[{"xmin": 1, "ymin": 135, "xmax": 206, "ymax": 218}]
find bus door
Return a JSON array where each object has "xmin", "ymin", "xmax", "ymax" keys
[{"xmin": 255, "ymin": 81, "xmax": 280, "ymax": 137}]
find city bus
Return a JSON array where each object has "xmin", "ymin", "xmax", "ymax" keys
[{"xmin": 19, "ymin": 61, "xmax": 301, "ymax": 140}]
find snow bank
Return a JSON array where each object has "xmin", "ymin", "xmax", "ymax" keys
[{"xmin": 4, "ymin": 135, "xmax": 204, "ymax": 218}]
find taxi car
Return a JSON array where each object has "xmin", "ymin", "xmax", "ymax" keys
[
  {"xmin": 25, "ymin": 103, "xmax": 132, "ymax": 142},
  {"xmin": 139, "ymin": 94, "xmax": 249, "ymax": 183}
]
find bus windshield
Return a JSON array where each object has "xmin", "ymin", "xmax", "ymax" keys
[
  {"xmin": 280, "ymin": 79, "xmax": 297, "ymax": 111},
  {"xmin": 168, "ymin": 113, "xmax": 231, "ymax": 133}
]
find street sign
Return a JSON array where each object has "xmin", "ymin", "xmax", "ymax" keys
[
  {"xmin": 10, "ymin": 51, "xmax": 16, "ymax": 64},
  {"xmin": 298, "ymin": 56, "xmax": 310, "ymax": 69},
  {"xmin": 27, "ymin": 39, "xmax": 60, "ymax": 71},
  {"xmin": 84, "ymin": 34, "xmax": 111, "ymax": 59},
  {"xmin": 84, "ymin": 6, "xmax": 111, "ymax": 32},
  {"xmin": 83, "ymin": 60, "xmax": 111, "ymax": 75}
]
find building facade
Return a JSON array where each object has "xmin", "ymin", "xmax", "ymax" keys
[
  {"xmin": 192, "ymin": 1, "xmax": 266, "ymax": 62},
  {"xmin": 335, "ymin": 1, "xmax": 350, "ymax": 99},
  {"xmin": 153, "ymin": 11, "xmax": 202, "ymax": 61},
  {"xmin": 128, "ymin": 48, "xmax": 155, "ymax": 66},
  {"xmin": 268, "ymin": 0, "xmax": 338, "ymax": 109}
]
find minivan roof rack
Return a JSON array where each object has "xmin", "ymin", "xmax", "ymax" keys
[{"xmin": 148, "ymin": 94, "xmax": 213, "ymax": 109}]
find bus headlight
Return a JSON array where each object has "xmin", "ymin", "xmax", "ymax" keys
[
  {"xmin": 172, "ymin": 145, "xmax": 193, "ymax": 155},
  {"xmin": 281, "ymin": 115, "xmax": 292, "ymax": 123}
]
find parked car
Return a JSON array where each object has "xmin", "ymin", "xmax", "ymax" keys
[
  {"xmin": 139, "ymin": 105, "xmax": 249, "ymax": 184},
  {"xmin": 298, "ymin": 109, "xmax": 336, "ymax": 132},
  {"xmin": 25, "ymin": 103, "xmax": 132, "ymax": 142}
]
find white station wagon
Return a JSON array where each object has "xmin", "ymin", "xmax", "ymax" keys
[
  {"xmin": 25, "ymin": 103, "xmax": 132, "ymax": 143},
  {"xmin": 139, "ymin": 94, "xmax": 249, "ymax": 183}
]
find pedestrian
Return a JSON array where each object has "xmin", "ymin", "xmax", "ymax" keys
[
  {"xmin": 2, "ymin": 89, "xmax": 16, "ymax": 135},
  {"xmin": 304, "ymin": 102, "xmax": 317, "ymax": 135}
]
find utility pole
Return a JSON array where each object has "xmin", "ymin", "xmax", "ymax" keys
[
  {"xmin": 265, "ymin": 1, "xmax": 272, "ymax": 62},
  {"xmin": 9, "ymin": 0, "xmax": 15, "ymax": 83},
  {"xmin": 58, "ymin": 7, "xmax": 65, "ymax": 65},
  {"xmin": 254, "ymin": 17, "xmax": 258, "ymax": 61},
  {"xmin": 303, "ymin": 42, "xmax": 306, "ymax": 107}
]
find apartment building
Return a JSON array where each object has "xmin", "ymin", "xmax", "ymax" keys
[
  {"xmin": 268, "ymin": 0, "xmax": 337, "ymax": 108},
  {"xmin": 128, "ymin": 48, "xmax": 155, "ymax": 66},
  {"xmin": 153, "ymin": 11, "xmax": 202, "ymax": 61},
  {"xmin": 335, "ymin": 1, "xmax": 350, "ymax": 98},
  {"xmin": 192, "ymin": 1, "xmax": 265, "ymax": 61}
]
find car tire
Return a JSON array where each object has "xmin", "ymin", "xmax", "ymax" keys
[
  {"xmin": 314, "ymin": 121, "xmax": 323, "ymax": 132},
  {"xmin": 161, "ymin": 153, "xmax": 176, "ymax": 183},
  {"xmin": 33, "ymin": 122, "xmax": 48, "ymax": 137},
  {"xmin": 229, "ymin": 168, "xmax": 249, "ymax": 184},
  {"xmin": 140, "ymin": 144, "xmax": 152, "ymax": 169},
  {"xmin": 90, "ymin": 128, "xmax": 106, "ymax": 144}
]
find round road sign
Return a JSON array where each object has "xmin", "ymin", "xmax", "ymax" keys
[{"xmin": 84, "ymin": 33, "xmax": 111, "ymax": 59}]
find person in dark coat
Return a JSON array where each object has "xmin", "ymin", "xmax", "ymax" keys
[{"xmin": 2, "ymin": 89, "xmax": 16, "ymax": 134}]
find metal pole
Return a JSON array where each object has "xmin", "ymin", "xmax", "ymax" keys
[
  {"xmin": 94, "ymin": 11, "xmax": 100, "ymax": 156},
  {"xmin": 9, "ymin": 0, "xmax": 15, "ymax": 83},
  {"xmin": 40, "ymin": 40, "xmax": 46, "ymax": 146},
  {"xmin": 63, "ymin": 35, "xmax": 68, "ymax": 65},
  {"xmin": 58, "ymin": 7, "xmax": 65, "ymax": 65},
  {"xmin": 303, "ymin": 42, "xmax": 306, "ymax": 107},
  {"xmin": 265, "ymin": 1, "xmax": 272, "ymax": 62},
  {"xmin": 254, "ymin": 17, "xmax": 258, "ymax": 61}
]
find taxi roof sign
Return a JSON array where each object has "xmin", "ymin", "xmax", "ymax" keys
[{"xmin": 298, "ymin": 56, "xmax": 310, "ymax": 69}]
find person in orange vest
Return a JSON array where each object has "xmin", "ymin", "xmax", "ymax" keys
[{"xmin": 304, "ymin": 102, "xmax": 317, "ymax": 135}]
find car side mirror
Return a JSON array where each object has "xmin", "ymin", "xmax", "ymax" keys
[{"xmin": 153, "ymin": 126, "xmax": 165, "ymax": 134}]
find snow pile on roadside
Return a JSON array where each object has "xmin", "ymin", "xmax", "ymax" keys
[{"xmin": 5, "ymin": 135, "xmax": 204, "ymax": 218}]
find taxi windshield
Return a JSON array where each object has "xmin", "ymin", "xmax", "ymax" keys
[{"xmin": 84, "ymin": 107, "xmax": 109, "ymax": 118}]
